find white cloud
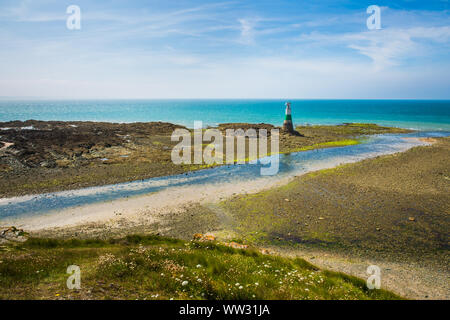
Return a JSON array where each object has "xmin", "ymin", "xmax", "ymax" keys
[
  {"xmin": 0, "ymin": 2, "xmax": 449, "ymax": 98},
  {"xmin": 0, "ymin": 0, "xmax": 65, "ymax": 22},
  {"xmin": 237, "ymin": 19, "xmax": 254, "ymax": 44},
  {"xmin": 297, "ymin": 26, "xmax": 450, "ymax": 69}
]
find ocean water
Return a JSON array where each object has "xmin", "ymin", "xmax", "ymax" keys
[{"xmin": 0, "ymin": 99, "xmax": 449, "ymax": 131}]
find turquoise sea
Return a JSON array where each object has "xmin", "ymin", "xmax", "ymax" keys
[{"xmin": 0, "ymin": 99, "xmax": 449, "ymax": 131}]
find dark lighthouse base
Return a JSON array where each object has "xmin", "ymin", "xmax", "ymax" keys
[{"xmin": 282, "ymin": 121, "xmax": 302, "ymax": 136}]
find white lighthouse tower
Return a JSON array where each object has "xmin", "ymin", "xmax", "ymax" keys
[{"xmin": 282, "ymin": 101, "xmax": 294, "ymax": 133}]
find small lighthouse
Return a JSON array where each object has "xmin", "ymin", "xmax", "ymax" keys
[{"xmin": 282, "ymin": 101, "xmax": 294, "ymax": 133}]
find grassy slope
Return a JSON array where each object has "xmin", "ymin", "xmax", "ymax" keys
[{"xmin": 0, "ymin": 235, "xmax": 401, "ymax": 300}]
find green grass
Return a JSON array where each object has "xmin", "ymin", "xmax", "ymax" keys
[
  {"xmin": 283, "ymin": 139, "xmax": 361, "ymax": 153},
  {"xmin": 0, "ymin": 235, "xmax": 402, "ymax": 300}
]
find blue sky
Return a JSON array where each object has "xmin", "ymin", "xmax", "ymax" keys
[{"xmin": 0, "ymin": 0, "xmax": 449, "ymax": 99}]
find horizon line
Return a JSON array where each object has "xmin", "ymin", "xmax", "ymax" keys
[{"xmin": 1, "ymin": 97, "xmax": 450, "ymax": 101}]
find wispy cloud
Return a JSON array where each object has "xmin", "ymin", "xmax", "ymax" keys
[
  {"xmin": 0, "ymin": 1, "xmax": 449, "ymax": 98},
  {"xmin": 238, "ymin": 18, "xmax": 254, "ymax": 44},
  {"xmin": 296, "ymin": 26, "xmax": 450, "ymax": 69}
]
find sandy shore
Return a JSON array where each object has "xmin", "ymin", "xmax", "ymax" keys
[
  {"xmin": 6, "ymin": 136, "xmax": 428, "ymax": 232},
  {"xmin": 403, "ymin": 137, "xmax": 437, "ymax": 144},
  {"xmin": 9, "ymin": 175, "xmax": 291, "ymax": 231}
]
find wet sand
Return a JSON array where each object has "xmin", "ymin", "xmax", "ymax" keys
[
  {"xmin": 0, "ymin": 121, "xmax": 409, "ymax": 198},
  {"xmin": 5, "ymin": 134, "xmax": 427, "ymax": 232},
  {"xmin": 7, "ymin": 176, "xmax": 291, "ymax": 232}
]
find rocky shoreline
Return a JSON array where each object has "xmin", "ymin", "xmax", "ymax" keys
[{"xmin": 0, "ymin": 120, "xmax": 409, "ymax": 198}]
